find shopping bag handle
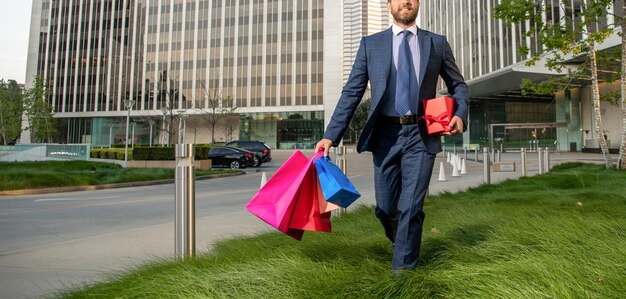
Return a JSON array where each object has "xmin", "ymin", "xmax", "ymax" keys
[{"xmin": 312, "ymin": 150, "xmax": 325, "ymax": 160}]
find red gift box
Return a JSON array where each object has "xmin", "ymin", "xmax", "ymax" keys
[{"xmin": 422, "ymin": 96, "xmax": 455, "ymax": 136}]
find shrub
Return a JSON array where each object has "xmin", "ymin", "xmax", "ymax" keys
[
  {"xmin": 115, "ymin": 149, "xmax": 129, "ymax": 160},
  {"xmin": 90, "ymin": 149, "xmax": 102, "ymax": 159},
  {"xmin": 132, "ymin": 146, "xmax": 175, "ymax": 160},
  {"xmin": 130, "ymin": 146, "xmax": 213, "ymax": 160},
  {"xmin": 195, "ymin": 144, "xmax": 211, "ymax": 160}
]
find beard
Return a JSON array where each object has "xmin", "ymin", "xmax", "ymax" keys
[{"xmin": 391, "ymin": 4, "xmax": 418, "ymax": 25}]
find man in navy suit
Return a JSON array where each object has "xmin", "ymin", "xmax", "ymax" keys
[{"xmin": 315, "ymin": 0, "xmax": 468, "ymax": 272}]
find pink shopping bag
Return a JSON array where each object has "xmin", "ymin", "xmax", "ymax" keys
[
  {"xmin": 246, "ymin": 151, "xmax": 339, "ymax": 240},
  {"xmin": 246, "ymin": 150, "xmax": 310, "ymax": 240}
]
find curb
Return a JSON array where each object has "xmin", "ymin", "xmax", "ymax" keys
[{"xmin": 0, "ymin": 172, "xmax": 245, "ymax": 197}]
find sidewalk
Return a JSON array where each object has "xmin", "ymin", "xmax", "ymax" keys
[{"xmin": 290, "ymin": 149, "xmax": 617, "ymax": 209}]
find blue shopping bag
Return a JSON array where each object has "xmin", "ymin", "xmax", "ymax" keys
[{"xmin": 314, "ymin": 155, "xmax": 361, "ymax": 208}]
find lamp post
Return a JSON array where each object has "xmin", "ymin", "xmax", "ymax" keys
[
  {"xmin": 108, "ymin": 126, "xmax": 113, "ymax": 148},
  {"xmin": 131, "ymin": 122, "xmax": 136, "ymax": 148},
  {"xmin": 177, "ymin": 110, "xmax": 186, "ymax": 144},
  {"xmin": 149, "ymin": 120, "xmax": 155, "ymax": 147},
  {"xmin": 124, "ymin": 98, "xmax": 136, "ymax": 168},
  {"xmin": 161, "ymin": 106, "xmax": 168, "ymax": 145}
]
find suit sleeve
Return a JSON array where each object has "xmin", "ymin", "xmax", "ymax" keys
[
  {"xmin": 323, "ymin": 38, "xmax": 370, "ymax": 146},
  {"xmin": 439, "ymin": 37, "xmax": 469, "ymax": 130}
]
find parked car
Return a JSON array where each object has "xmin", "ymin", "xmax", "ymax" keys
[
  {"xmin": 224, "ymin": 140, "xmax": 272, "ymax": 166},
  {"xmin": 207, "ymin": 146, "xmax": 255, "ymax": 169}
]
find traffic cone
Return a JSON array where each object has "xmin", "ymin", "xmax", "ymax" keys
[
  {"xmin": 461, "ymin": 158, "xmax": 468, "ymax": 175},
  {"xmin": 260, "ymin": 172, "xmax": 267, "ymax": 189},
  {"xmin": 438, "ymin": 162, "xmax": 446, "ymax": 181},
  {"xmin": 452, "ymin": 160, "xmax": 460, "ymax": 177}
]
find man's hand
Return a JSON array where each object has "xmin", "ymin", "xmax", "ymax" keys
[
  {"xmin": 315, "ymin": 139, "xmax": 333, "ymax": 157},
  {"xmin": 441, "ymin": 116, "xmax": 464, "ymax": 136}
]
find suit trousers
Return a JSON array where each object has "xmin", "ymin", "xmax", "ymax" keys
[{"xmin": 370, "ymin": 120, "xmax": 436, "ymax": 270}]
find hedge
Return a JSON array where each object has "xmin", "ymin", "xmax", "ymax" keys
[
  {"xmin": 91, "ymin": 145, "xmax": 214, "ymax": 161},
  {"xmin": 132, "ymin": 147, "xmax": 175, "ymax": 160}
]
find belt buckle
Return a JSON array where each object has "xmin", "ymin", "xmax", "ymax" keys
[{"xmin": 399, "ymin": 115, "xmax": 413, "ymax": 125}]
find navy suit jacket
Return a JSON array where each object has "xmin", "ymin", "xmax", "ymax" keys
[{"xmin": 323, "ymin": 27, "xmax": 469, "ymax": 154}]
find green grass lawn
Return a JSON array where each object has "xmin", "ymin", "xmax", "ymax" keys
[
  {"xmin": 0, "ymin": 161, "xmax": 240, "ymax": 191},
  {"xmin": 57, "ymin": 163, "xmax": 625, "ymax": 298}
]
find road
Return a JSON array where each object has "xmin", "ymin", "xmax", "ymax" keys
[{"xmin": 0, "ymin": 150, "xmax": 378, "ymax": 299}]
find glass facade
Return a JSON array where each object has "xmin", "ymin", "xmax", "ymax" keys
[
  {"xmin": 29, "ymin": 0, "xmax": 326, "ymax": 149},
  {"xmin": 239, "ymin": 111, "xmax": 324, "ymax": 149}
]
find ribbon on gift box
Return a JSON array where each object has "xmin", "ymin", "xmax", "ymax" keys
[
  {"xmin": 421, "ymin": 96, "xmax": 455, "ymax": 136},
  {"xmin": 421, "ymin": 112, "xmax": 452, "ymax": 131}
]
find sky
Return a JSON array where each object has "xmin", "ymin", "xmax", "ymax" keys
[{"xmin": 0, "ymin": 0, "xmax": 32, "ymax": 83}]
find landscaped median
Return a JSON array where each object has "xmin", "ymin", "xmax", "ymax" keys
[
  {"xmin": 55, "ymin": 163, "xmax": 625, "ymax": 298},
  {"xmin": 0, "ymin": 161, "xmax": 242, "ymax": 194}
]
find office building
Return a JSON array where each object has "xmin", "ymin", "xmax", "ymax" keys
[
  {"xmin": 25, "ymin": 0, "xmax": 333, "ymax": 149},
  {"xmin": 420, "ymin": 0, "xmax": 623, "ymax": 151}
]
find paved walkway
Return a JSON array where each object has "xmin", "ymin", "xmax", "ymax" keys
[{"xmin": 0, "ymin": 149, "xmax": 617, "ymax": 298}]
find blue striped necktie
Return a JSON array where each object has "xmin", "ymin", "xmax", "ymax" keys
[{"xmin": 395, "ymin": 30, "xmax": 415, "ymax": 116}]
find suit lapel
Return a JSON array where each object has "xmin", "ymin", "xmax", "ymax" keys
[
  {"xmin": 380, "ymin": 28, "xmax": 393, "ymax": 82},
  {"xmin": 371, "ymin": 28, "xmax": 393, "ymax": 111},
  {"xmin": 417, "ymin": 29, "xmax": 431, "ymax": 90}
]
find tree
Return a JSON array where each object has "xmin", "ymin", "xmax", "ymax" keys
[
  {"xmin": 0, "ymin": 80, "xmax": 24, "ymax": 145},
  {"xmin": 494, "ymin": 0, "xmax": 618, "ymax": 169},
  {"xmin": 220, "ymin": 113, "xmax": 239, "ymax": 143},
  {"xmin": 150, "ymin": 71, "xmax": 183, "ymax": 145},
  {"xmin": 617, "ymin": 1, "xmax": 626, "ymax": 169},
  {"xmin": 23, "ymin": 76, "xmax": 56, "ymax": 143},
  {"xmin": 199, "ymin": 85, "xmax": 237, "ymax": 144}
]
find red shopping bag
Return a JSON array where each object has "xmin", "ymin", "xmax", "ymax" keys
[
  {"xmin": 422, "ymin": 96, "xmax": 455, "ymax": 136},
  {"xmin": 287, "ymin": 164, "xmax": 333, "ymax": 232},
  {"xmin": 246, "ymin": 151, "xmax": 337, "ymax": 240}
]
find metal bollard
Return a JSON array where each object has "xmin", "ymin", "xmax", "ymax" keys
[
  {"xmin": 521, "ymin": 148, "xmax": 527, "ymax": 177},
  {"xmin": 333, "ymin": 146, "xmax": 347, "ymax": 217},
  {"xmin": 334, "ymin": 145, "xmax": 344, "ymax": 170},
  {"xmin": 464, "ymin": 147, "xmax": 468, "ymax": 161},
  {"xmin": 175, "ymin": 144, "xmax": 195, "ymax": 259},
  {"xmin": 453, "ymin": 145, "xmax": 457, "ymax": 155},
  {"xmin": 483, "ymin": 148, "xmax": 491, "ymax": 184},
  {"xmin": 537, "ymin": 147, "xmax": 544, "ymax": 175},
  {"xmin": 475, "ymin": 147, "xmax": 479, "ymax": 162},
  {"xmin": 544, "ymin": 147, "xmax": 550, "ymax": 173},
  {"xmin": 341, "ymin": 145, "xmax": 347, "ymax": 176}
]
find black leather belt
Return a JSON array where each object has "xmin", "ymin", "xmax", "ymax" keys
[{"xmin": 379, "ymin": 114, "xmax": 418, "ymax": 125}]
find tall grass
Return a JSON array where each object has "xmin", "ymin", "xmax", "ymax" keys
[
  {"xmin": 58, "ymin": 163, "xmax": 625, "ymax": 298},
  {"xmin": 0, "ymin": 161, "xmax": 238, "ymax": 191}
]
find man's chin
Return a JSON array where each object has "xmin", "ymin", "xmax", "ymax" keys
[
  {"xmin": 396, "ymin": 17, "xmax": 416, "ymax": 26},
  {"xmin": 392, "ymin": 10, "xmax": 417, "ymax": 25}
]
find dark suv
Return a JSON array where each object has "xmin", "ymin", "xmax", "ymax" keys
[
  {"xmin": 224, "ymin": 140, "xmax": 272, "ymax": 167},
  {"xmin": 207, "ymin": 146, "xmax": 255, "ymax": 169}
]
